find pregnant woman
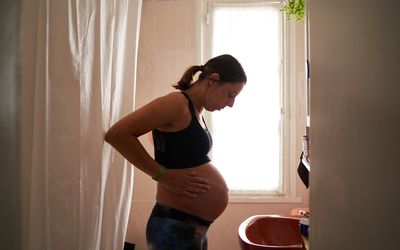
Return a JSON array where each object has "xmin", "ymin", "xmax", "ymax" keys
[{"xmin": 105, "ymin": 54, "xmax": 246, "ymax": 249}]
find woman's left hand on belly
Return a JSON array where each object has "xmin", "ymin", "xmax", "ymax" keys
[{"xmin": 159, "ymin": 169, "xmax": 210, "ymax": 198}]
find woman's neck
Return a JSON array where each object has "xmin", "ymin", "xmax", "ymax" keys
[{"xmin": 184, "ymin": 80, "xmax": 208, "ymax": 113}]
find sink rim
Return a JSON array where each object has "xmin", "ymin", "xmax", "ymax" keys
[{"xmin": 238, "ymin": 214, "xmax": 303, "ymax": 248}]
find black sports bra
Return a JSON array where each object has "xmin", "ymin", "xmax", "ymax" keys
[{"xmin": 152, "ymin": 92, "xmax": 212, "ymax": 169}]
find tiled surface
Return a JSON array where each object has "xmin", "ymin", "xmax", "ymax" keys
[{"xmin": 136, "ymin": 0, "xmax": 199, "ymax": 108}]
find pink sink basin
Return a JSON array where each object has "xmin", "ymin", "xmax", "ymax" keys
[{"xmin": 238, "ymin": 215, "xmax": 305, "ymax": 250}]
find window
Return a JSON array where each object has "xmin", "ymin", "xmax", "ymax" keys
[{"xmin": 200, "ymin": 0, "xmax": 299, "ymax": 201}]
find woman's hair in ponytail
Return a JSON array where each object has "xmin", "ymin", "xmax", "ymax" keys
[
  {"xmin": 173, "ymin": 54, "xmax": 246, "ymax": 90},
  {"xmin": 173, "ymin": 65, "xmax": 204, "ymax": 90}
]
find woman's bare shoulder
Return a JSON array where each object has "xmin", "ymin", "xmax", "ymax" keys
[
  {"xmin": 106, "ymin": 92, "xmax": 188, "ymax": 137},
  {"xmin": 159, "ymin": 91, "xmax": 187, "ymax": 107}
]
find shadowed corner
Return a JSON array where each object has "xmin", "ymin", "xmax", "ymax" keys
[{"xmin": 124, "ymin": 242, "xmax": 135, "ymax": 250}]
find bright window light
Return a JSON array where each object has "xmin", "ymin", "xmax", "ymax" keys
[{"xmin": 207, "ymin": 3, "xmax": 285, "ymax": 193}]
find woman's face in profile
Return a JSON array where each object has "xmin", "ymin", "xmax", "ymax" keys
[{"xmin": 204, "ymin": 81, "xmax": 245, "ymax": 112}]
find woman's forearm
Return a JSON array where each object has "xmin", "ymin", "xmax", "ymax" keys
[{"xmin": 105, "ymin": 130, "xmax": 159, "ymax": 177}]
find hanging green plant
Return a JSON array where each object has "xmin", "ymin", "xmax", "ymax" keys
[{"xmin": 281, "ymin": 0, "xmax": 305, "ymax": 22}]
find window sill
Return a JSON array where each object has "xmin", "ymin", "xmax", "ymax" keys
[{"xmin": 228, "ymin": 195, "xmax": 303, "ymax": 203}]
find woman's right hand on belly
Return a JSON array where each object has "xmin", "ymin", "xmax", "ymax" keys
[{"xmin": 159, "ymin": 169, "xmax": 210, "ymax": 198}]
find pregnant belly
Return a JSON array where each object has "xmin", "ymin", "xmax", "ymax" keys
[{"xmin": 156, "ymin": 163, "xmax": 229, "ymax": 221}]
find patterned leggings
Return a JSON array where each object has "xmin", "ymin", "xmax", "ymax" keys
[{"xmin": 146, "ymin": 203, "xmax": 212, "ymax": 250}]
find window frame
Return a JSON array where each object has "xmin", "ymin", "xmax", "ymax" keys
[{"xmin": 197, "ymin": 0, "xmax": 301, "ymax": 203}]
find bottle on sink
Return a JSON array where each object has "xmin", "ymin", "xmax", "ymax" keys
[{"xmin": 299, "ymin": 216, "xmax": 309, "ymax": 238}]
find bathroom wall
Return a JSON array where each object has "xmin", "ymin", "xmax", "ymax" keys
[
  {"xmin": 0, "ymin": 0, "xmax": 21, "ymax": 249},
  {"xmin": 310, "ymin": 1, "xmax": 400, "ymax": 249},
  {"xmin": 125, "ymin": 0, "xmax": 309, "ymax": 249}
]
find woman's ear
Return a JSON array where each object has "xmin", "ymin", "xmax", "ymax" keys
[{"xmin": 208, "ymin": 73, "xmax": 220, "ymax": 81}]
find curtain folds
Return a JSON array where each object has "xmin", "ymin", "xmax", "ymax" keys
[{"xmin": 20, "ymin": 0, "xmax": 142, "ymax": 249}]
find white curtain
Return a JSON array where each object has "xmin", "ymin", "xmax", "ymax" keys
[{"xmin": 20, "ymin": 0, "xmax": 141, "ymax": 249}]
